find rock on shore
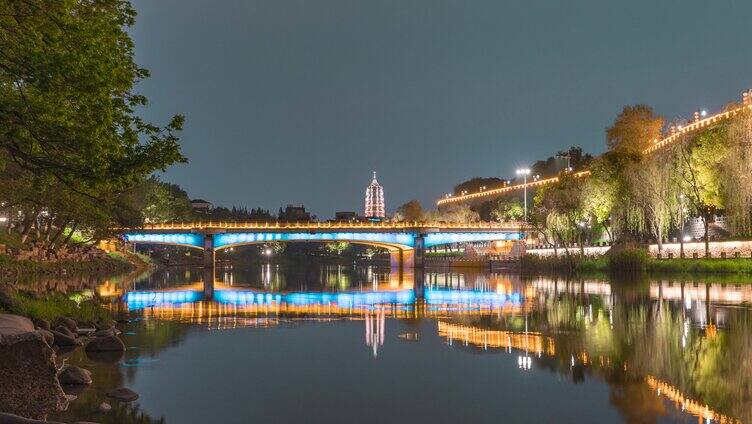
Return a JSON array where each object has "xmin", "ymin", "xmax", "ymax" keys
[{"xmin": 0, "ymin": 315, "xmax": 67, "ymax": 420}]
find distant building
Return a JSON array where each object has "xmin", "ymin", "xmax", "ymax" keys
[
  {"xmin": 279, "ymin": 204, "xmax": 312, "ymax": 222},
  {"xmin": 190, "ymin": 199, "xmax": 213, "ymax": 214},
  {"xmin": 335, "ymin": 211, "xmax": 358, "ymax": 222},
  {"xmin": 364, "ymin": 171, "xmax": 385, "ymax": 219},
  {"xmin": 686, "ymin": 215, "xmax": 729, "ymax": 240}
]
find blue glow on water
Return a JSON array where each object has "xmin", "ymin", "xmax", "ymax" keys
[
  {"xmin": 424, "ymin": 289, "xmax": 521, "ymax": 306},
  {"xmin": 125, "ymin": 290, "xmax": 202, "ymax": 309},
  {"xmin": 125, "ymin": 289, "xmax": 521, "ymax": 310},
  {"xmin": 213, "ymin": 232, "xmax": 416, "ymax": 249},
  {"xmin": 124, "ymin": 233, "xmax": 204, "ymax": 248},
  {"xmin": 424, "ymin": 232, "xmax": 522, "ymax": 247},
  {"xmin": 214, "ymin": 290, "xmax": 416, "ymax": 308}
]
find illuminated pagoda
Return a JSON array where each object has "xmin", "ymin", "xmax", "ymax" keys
[{"xmin": 364, "ymin": 171, "xmax": 385, "ymax": 219}]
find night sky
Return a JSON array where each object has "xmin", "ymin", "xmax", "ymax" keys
[{"xmin": 129, "ymin": 0, "xmax": 752, "ymax": 218}]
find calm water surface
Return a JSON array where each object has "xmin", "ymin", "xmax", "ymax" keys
[{"xmin": 43, "ymin": 262, "xmax": 752, "ymax": 423}]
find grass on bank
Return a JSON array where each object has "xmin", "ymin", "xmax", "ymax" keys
[
  {"xmin": 0, "ymin": 255, "xmax": 133, "ymax": 275},
  {"xmin": 0, "ymin": 290, "xmax": 111, "ymax": 323},
  {"xmin": 521, "ymin": 248, "xmax": 752, "ymax": 275},
  {"xmin": 0, "ymin": 252, "xmax": 135, "ymax": 279}
]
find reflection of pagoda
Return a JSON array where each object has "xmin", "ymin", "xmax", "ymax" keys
[
  {"xmin": 364, "ymin": 171, "xmax": 385, "ymax": 220},
  {"xmin": 365, "ymin": 310, "xmax": 385, "ymax": 357}
]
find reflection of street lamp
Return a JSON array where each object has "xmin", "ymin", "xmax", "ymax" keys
[
  {"xmin": 679, "ymin": 194, "xmax": 685, "ymax": 258},
  {"xmin": 264, "ymin": 248, "xmax": 272, "ymax": 256},
  {"xmin": 516, "ymin": 168, "xmax": 531, "ymax": 222},
  {"xmin": 518, "ymin": 304, "xmax": 531, "ymax": 370}
]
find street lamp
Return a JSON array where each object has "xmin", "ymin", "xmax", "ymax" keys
[{"xmin": 516, "ymin": 168, "xmax": 531, "ymax": 222}]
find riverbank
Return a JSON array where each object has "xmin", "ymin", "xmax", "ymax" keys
[
  {"xmin": 520, "ymin": 251, "xmax": 752, "ymax": 276},
  {"xmin": 0, "ymin": 251, "xmax": 150, "ymax": 282}
]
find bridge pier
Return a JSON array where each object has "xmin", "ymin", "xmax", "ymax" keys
[
  {"xmin": 203, "ymin": 233, "xmax": 215, "ymax": 268},
  {"xmin": 414, "ymin": 235, "xmax": 425, "ymax": 269},
  {"xmin": 389, "ymin": 242, "xmax": 425, "ymax": 270},
  {"xmin": 203, "ymin": 233, "xmax": 215, "ymax": 300}
]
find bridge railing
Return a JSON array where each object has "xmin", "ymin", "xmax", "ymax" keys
[{"xmin": 126, "ymin": 221, "xmax": 526, "ymax": 231}]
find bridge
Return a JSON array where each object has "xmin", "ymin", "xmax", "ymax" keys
[
  {"xmin": 437, "ymin": 91, "xmax": 752, "ymax": 208},
  {"xmin": 121, "ymin": 221, "xmax": 524, "ymax": 271}
]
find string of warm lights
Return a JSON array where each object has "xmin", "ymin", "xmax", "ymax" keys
[
  {"xmin": 127, "ymin": 221, "xmax": 524, "ymax": 231},
  {"xmin": 437, "ymin": 321, "xmax": 556, "ymax": 355},
  {"xmin": 645, "ymin": 375, "xmax": 741, "ymax": 424},
  {"xmin": 437, "ymin": 96, "xmax": 752, "ymax": 207}
]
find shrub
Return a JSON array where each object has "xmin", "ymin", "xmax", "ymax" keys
[{"xmin": 606, "ymin": 247, "xmax": 649, "ymax": 273}]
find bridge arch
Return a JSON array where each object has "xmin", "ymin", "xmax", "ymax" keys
[{"xmin": 124, "ymin": 233, "xmax": 204, "ymax": 250}]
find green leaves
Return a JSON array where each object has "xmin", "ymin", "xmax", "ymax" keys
[
  {"xmin": 0, "ymin": 0, "xmax": 185, "ymax": 246},
  {"xmin": 0, "ymin": 0, "xmax": 185, "ymax": 194}
]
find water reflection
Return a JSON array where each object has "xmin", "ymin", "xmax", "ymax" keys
[{"xmin": 42, "ymin": 265, "xmax": 752, "ymax": 423}]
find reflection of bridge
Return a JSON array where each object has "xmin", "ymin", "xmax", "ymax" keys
[
  {"xmin": 122, "ymin": 222, "xmax": 523, "ymax": 270},
  {"xmin": 123, "ymin": 287, "xmax": 523, "ymax": 313},
  {"xmin": 437, "ymin": 322, "xmax": 555, "ymax": 356},
  {"xmin": 438, "ymin": 97, "xmax": 752, "ymax": 207},
  {"xmin": 646, "ymin": 376, "xmax": 740, "ymax": 424}
]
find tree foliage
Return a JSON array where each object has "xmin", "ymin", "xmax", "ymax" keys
[
  {"xmin": 0, "ymin": 0, "xmax": 185, "ymax": 249},
  {"xmin": 606, "ymin": 105, "xmax": 664, "ymax": 154},
  {"xmin": 394, "ymin": 200, "xmax": 423, "ymax": 221}
]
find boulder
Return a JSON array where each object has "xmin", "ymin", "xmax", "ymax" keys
[
  {"xmin": 31, "ymin": 318, "xmax": 50, "ymax": 331},
  {"xmin": 0, "ymin": 331, "xmax": 68, "ymax": 419},
  {"xmin": 77, "ymin": 327, "xmax": 96, "ymax": 337},
  {"xmin": 35, "ymin": 329, "xmax": 54, "ymax": 347},
  {"xmin": 93, "ymin": 328, "xmax": 116, "ymax": 338},
  {"xmin": 53, "ymin": 316, "xmax": 77, "ymax": 333},
  {"xmin": 105, "ymin": 387, "xmax": 139, "ymax": 402},
  {"xmin": 97, "ymin": 402, "xmax": 112, "ymax": 413},
  {"xmin": 0, "ymin": 285, "xmax": 19, "ymax": 311},
  {"xmin": 58, "ymin": 365, "xmax": 92, "ymax": 385},
  {"xmin": 53, "ymin": 325, "xmax": 75, "ymax": 339},
  {"xmin": 85, "ymin": 335, "xmax": 125, "ymax": 353},
  {"xmin": 94, "ymin": 319, "xmax": 116, "ymax": 331},
  {"xmin": 51, "ymin": 330, "xmax": 80, "ymax": 347},
  {"xmin": 0, "ymin": 314, "xmax": 35, "ymax": 341}
]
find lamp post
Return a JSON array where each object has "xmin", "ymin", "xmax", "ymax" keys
[{"xmin": 516, "ymin": 168, "xmax": 531, "ymax": 222}]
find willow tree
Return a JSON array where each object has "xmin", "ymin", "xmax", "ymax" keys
[
  {"xmin": 678, "ymin": 127, "xmax": 728, "ymax": 256},
  {"xmin": 723, "ymin": 111, "xmax": 752, "ymax": 236},
  {"xmin": 625, "ymin": 152, "xmax": 680, "ymax": 252},
  {"xmin": 534, "ymin": 174, "xmax": 587, "ymax": 255}
]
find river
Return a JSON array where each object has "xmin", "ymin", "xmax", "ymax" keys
[{"xmin": 37, "ymin": 262, "xmax": 752, "ymax": 423}]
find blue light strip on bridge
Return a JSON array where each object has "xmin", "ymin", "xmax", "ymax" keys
[
  {"xmin": 424, "ymin": 232, "xmax": 522, "ymax": 247},
  {"xmin": 124, "ymin": 233, "xmax": 204, "ymax": 248},
  {"xmin": 213, "ymin": 232, "xmax": 415, "ymax": 249}
]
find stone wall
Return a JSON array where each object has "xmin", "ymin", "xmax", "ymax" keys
[
  {"xmin": 649, "ymin": 240, "xmax": 752, "ymax": 259},
  {"xmin": 526, "ymin": 245, "xmax": 611, "ymax": 257},
  {"xmin": 525, "ymin": 240, "xmax": 752, "ymax": 259}
]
